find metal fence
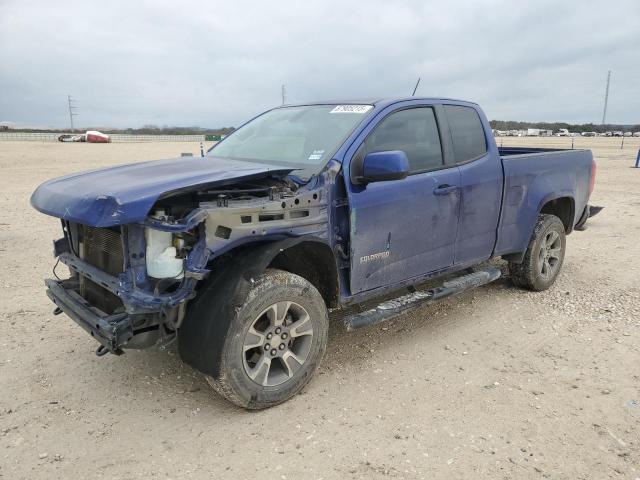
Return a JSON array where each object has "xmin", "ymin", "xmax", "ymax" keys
[
  {"xmin": 0, "ymin": 132, "xmax": 206, "ymax": 142},
  {"xmin": 110, "ymin": 134, "xmax": 206, "ymax": 142},
  {"xmin": 0, "ymin": 132, "xmax": 62, "ymax": 141}
]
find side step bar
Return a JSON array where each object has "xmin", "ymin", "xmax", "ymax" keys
[{"xmin": 343, "ymin": 267, "xmax": 502, "ymax": 331}]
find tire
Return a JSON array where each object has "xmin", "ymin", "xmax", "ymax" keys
[
  {"xmin": 509, "ymin": 214, "xmax": 566, "ymax": 291},
  {"xmin": 201, "ymin": 269, "xmax": 328, "ymax": 409}
]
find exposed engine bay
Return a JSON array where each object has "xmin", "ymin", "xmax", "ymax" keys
[
  {"xmin": 156, "ymin": 178, "xmax": 328, "ymax": 253},
  {"xmin": 52, "ymin": 174, "xmax": 330, "ymax": 353}
]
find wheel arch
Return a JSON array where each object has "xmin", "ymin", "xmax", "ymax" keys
[
  {"xmin": 502, "ymin": 195, "xmax": 574, "ymax": 264},
  {"xmin": 179, "ymin": 236, "xmax": 338, "ymax": 376},
  {"xmin": 267, "ymin": 241, "xmax": 340, "ymax": 308},
  {"xmin": 539, "ymin": 195, "xmax": 575, "ymax": 234}
]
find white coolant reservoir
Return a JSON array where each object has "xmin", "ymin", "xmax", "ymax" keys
[{"xmin": 145, "ymin": 227, "xmax": 184, "ymax": 279}]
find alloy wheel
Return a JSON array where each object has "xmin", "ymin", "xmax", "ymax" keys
[{"xmin": 242, "ymin": 301, "xmax": 314, "ymax": 387}]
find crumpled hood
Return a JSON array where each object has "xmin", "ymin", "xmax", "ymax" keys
[{"xmin": 31, "ymin": 156, "xmax": 293, "ymax": 227}]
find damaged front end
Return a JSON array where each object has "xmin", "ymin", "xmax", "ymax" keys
[
  {"xmin": 47, "ymin": 209, "xmax": 210, "ymax": 354},
  {"xmin": 30, "ymin": 156, "xmax": 302, "ymax": 354},
  {"xmin": 43, "ymin": 170, "xmax": 330, "ymax": 355}
]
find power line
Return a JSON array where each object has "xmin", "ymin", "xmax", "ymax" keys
[
  {"xmin": 601, "ymin": 70, "xmax": 611, "ymax": 125},
  {"xmin": 67, "ymin": 95, "xmax": 79, "ymax": 132},
  {"xmin": 281, "ymin": 84, "xmax": 286, "ymax": 105}
]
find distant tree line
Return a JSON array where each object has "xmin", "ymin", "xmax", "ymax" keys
[
  {"xmin": 490, "ymin": 120, "xmax": 640, "ymax": 134},
  {"xmin": 108, "ymin": 125, "xmax": 236, "ymax": 136}
]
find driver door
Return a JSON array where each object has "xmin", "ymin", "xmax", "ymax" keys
[{"xmin": 348, "ymin": 106, "xmax": 461, "ymax": 294}]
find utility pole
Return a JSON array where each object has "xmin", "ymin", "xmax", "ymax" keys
[
  {"xmin": 601, "ymin": 70, "xmax": 611, "ymax": 125},
  {"xmin": 67, "ymin": 95, "xmax": 78, "ymax": 132},
  {"xmin": 281, "ymin": 85, "xmax": 286, "ymax": 105}
]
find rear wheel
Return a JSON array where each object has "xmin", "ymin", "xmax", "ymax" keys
[
  {"xmin": 509, "ymin": 214, "xmax": 566, "ymax": 291},
  {"xmin": 204, "ymin": 269, "xmax": 328, "ymax": 409}
]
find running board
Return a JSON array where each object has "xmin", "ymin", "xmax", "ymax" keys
[{"xmin": 343, "ymin": 267, "xmax": 502, "ymax": 331}]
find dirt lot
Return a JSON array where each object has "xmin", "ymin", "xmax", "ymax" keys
[{"xmin": 1, "ymin": 137, "xmax": 639, "ymax": 479}]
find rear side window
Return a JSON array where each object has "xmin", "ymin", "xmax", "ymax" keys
[
  {"xmin": 364, "ymin": 107, "xmax": 443, "ymax": 172},
  {"xmin": 444, "ymin": 105, "xmax": 487, "ymax": 163}
]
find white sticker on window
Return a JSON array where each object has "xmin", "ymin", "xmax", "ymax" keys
[
  {"xmin": 330, "ymin": 105, "xmax": 373, "ymax": 114},
  {"xmin": 308, "ymin": 149, "xmax": 325, "ymax": 161}
]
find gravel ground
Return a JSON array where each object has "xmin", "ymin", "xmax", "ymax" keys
[{"xmin": 0, "ymin": 137, "xmax": 639, "ymax": 479}]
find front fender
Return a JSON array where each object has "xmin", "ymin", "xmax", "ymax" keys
[{"xmin": 177, "ymin": 236, "xmax": 330, "ymax": 375}]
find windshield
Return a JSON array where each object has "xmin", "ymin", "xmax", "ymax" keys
[{"xmin": 208, "ymin": 104, "xmax": 373, "ymax": 179}]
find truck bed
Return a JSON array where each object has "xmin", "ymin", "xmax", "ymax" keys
[{"xmin": 494, "ymin": 146, "xmax": 593, "ymax": 258}]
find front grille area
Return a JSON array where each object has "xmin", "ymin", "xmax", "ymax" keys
[
  {"xmin": 80, "ymin": 225, "xmax": 124, "ymax": 276},
  {"xmin": 73, "ymin": 224, "xmax": 125, "ymax": 314}
]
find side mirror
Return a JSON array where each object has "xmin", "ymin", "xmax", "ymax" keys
[{"xmin": 359, "ymin": 150, "xmax": 409, "ymax": 184}]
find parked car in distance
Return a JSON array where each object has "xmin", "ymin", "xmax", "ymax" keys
[{"xmin": 57, "ymin": 130, "xmax": 111, "ymax": 143}]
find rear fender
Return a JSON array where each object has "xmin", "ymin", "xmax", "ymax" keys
[
  {"xmin": 495, "ymin": 164, "xmax": 577, "ymax": 258},
  {"xmin": 502, "ymin": 192, "xmax": 574, "ymax": 264}
]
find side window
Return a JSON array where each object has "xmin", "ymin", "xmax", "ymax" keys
[
  {"xmin": 444, "ymin": 105, "xmax": 487, "ymax": 163},
  {"xmin": 364, "ymin": 107, "xmax": 443, "ymax": 172}
]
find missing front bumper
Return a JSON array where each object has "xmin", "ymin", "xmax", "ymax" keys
[{"xmin": 45, "ymin": 278, "xmax": 133, "ymax": 354}]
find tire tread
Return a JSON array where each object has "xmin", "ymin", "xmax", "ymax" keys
[
  {"xmin": 204, "ymin": 269, "xmax": 328, "ymax": 409},
  {"xmin": 509, "ymin": 214, "xmax": 566, "ymax": 291}
]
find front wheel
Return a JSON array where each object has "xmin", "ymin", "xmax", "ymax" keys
[
  {"xmin": 205, "ymin": 269, "xmax": 329, "ymax": 409},
  {"xmin": 509, "ymin": 214, "xmax": 566, "ymax": 291}
]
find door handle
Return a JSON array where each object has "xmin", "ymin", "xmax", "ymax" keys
[{"xmin": 433, "ymin": 184, "xmax": 459, "ymax": 196}]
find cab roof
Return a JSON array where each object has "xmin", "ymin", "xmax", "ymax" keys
[{"xmin": 282, "ymin": 97, "xmax": 479, "ymax": 109}]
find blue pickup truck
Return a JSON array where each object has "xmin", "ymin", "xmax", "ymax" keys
[{"xmin": 32, "ymin": 98, "xmax": 597, "ymax": 409}]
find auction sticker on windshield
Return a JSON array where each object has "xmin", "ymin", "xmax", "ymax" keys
[
  {"xmin": 330, "ymin": 105, "xmax": 373, "ymax": 114},
  {"xmin": 308, "ymin": 149, "xmax": 325, "ymax": 161}
]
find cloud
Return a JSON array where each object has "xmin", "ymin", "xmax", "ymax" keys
[{"xmin": 1, "ymin": 0, "xmax": 638, "ymax": 127}]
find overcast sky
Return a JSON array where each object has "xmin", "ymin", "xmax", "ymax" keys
[{"xmin": 1, "ymin": 0, "xmax": 639, "ymax": 128}]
